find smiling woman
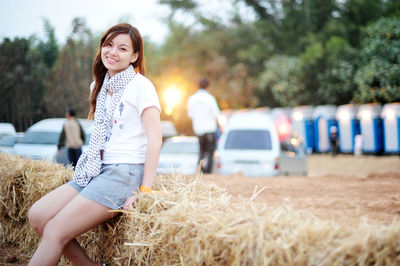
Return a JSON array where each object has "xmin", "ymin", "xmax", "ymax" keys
[{"xmin": 26, "ymin": 23, "xmax": 162, "ymax": 266}]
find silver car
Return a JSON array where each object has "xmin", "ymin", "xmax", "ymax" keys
[
  {"xmin": 13, "ymin": 118, "xmax": 92, "ymax": 164},
  {"xmin": 157, "ymin": 136, "xmax": 200, "ymax": 175},
  {"xmin": 0, "ymin": 133, "xmax": 24, "ymax": 154},
  {"xmin": 278, "ymin": 134, "xmax": 308, "ymax": 176}
]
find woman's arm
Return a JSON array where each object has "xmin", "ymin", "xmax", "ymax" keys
[
  {"xmin": 141, "ymin": 106, "xmax": 162, "ymax": 188},
  {"xmin": 123, "ymin": 106, "xmax": 162, "ymax": 211}
]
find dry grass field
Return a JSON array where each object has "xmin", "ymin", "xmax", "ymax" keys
[
  {"xmin": 1, "ymin": 153, "xmax": 400, "ymax": 265},
  {"xmin": 204, "ymin": 154, "xmax": 400, "ymax": 224}
]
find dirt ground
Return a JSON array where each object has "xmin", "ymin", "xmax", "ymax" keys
[{"xmin": 204, "ymin": 154, "xmax": 400, "ymax": 224}]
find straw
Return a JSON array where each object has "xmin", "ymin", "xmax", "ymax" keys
[{"xmin": 1, "ymin": 153, "xmax": 399, "ymax": 265}]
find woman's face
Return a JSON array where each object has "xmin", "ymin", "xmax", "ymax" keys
[{"xmin": 101, "ymin": 33, "xmax": 138, "ymax": 77}]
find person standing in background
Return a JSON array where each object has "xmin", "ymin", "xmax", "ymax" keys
[
  {"xmin": 57, "ymin": 107, "xmax": 85, "ymax": 167},
  {"xmin": 329, "ymin": 126, "xmax": 339, "ymax": 157},
  {"xmin": 187, "ymin": 78, "xmax": 220, "ymax": 173}
]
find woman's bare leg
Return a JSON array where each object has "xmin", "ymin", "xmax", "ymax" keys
[
  {"xmin": 28, "ymin": 184, "xmax": 115, "ymax": 265},
  {"xmin": 28, "ymin": 184, "xmax": 78, "ymax": 236},
  {"xmin": 29, "ymin": 184, "xmax": 95, "ymax": 265},
  {"xmin": 28, "ymin": 194, "xmax": 115, "ymax": 266}
]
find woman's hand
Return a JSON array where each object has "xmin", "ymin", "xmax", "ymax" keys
[{"xmin": 123, "ymin": 195, "xmax": 136, "ymax": 211}]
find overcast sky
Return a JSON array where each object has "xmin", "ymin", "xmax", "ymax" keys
[{"xmin": 0, "ymin": 0, "xmax": 170, "ymax": 44}]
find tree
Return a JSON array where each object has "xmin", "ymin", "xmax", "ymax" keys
[
  {"xmin": 0, "ymin": 37, "xmax": 50, "ymax": 131},
  {"xmin": 37, "ymin": 19, "xmax": 59, "ymax": 68},
  {"xmin": 43, "ymin": 17, "xmax": 96, "ymax": 118},
  {"xmin": 354, "ymin": 17, "xmax": 400, "ymax": 103},
  {"xmin": 149, "ymin": 14, "xmax": 261, "ymax": 133},
  {"xmin": 258, "ymin": 55, "xmax": 304, "ymax": 106},
  {"xmin": 315, "ymin": 36, "xmax": 359, "ymax": 105},
  {"xmin": 340, "ymin": 0, "xmax": 388, "ymax": 47}
]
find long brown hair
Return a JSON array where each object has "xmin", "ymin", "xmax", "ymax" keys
[{"xmin": 88, "ymin": 23, "xmax": 146, "ymax": 119}]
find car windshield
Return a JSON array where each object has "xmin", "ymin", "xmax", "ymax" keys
[
  {"xmin": 19, "ymin": 131, "xmax": 60, "ymax": 145},
  {"xmin": 161, "ymin": 141, "xmax": 199, "ymax": 154},
  {"xmin": 225, "ymin": 130, "xmax": 272, "ymax": 150}
]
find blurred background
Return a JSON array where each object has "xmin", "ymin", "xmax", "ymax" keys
[{"xmin": 0, "ymin": 0, "xmax": 399, "ymax": 136}]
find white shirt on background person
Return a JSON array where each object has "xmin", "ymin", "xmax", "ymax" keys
[{"xmin": 187, "ymin": 89, "xmax": 220, "ymax": 136}]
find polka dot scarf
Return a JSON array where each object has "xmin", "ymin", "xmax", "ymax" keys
[{"xmin": 73, "ymin": 65, "xmax": 136, "ymax": 186}]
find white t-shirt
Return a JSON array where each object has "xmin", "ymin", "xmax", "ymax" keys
[
  {"xmin": 187, "ymin": 89, "xmax": 220, "ymax": 136},
  {"xmin": 91, "ymin": 73, "xmax": 161, "ymax": 164}
]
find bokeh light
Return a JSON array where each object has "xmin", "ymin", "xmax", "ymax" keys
[
  {"xmin": 274, "ymin": 115, "xmax": 292, "ymax": 142},
  {"xmin": 292, "ymin": 111, "xmax": 303, "ymax": 121},
  {"xmin": 163, "ymin": 86, "xmax": 182, "ymax": 116}
]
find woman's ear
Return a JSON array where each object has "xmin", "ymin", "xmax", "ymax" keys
[{"xmin": 131, "ymin": 52, "xmax": 139, "ymax": 64}]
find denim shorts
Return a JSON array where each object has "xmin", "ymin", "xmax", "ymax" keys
[{"xmin": 68, "ymin": 163, "xmax": 144, "ymax": 210}]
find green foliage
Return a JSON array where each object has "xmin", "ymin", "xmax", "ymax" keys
[
  {"xmin": 340, "ymin": 0, "xmax": 386, "ymax": 47},
  {"xmin": 317, "ymin": 59, "xmax": 357, "ymax": 104},
  {"xmin": 325, "ymin": 36, "xmax": 349, "ymax": 58},
  {"xmin": 37, "ymin": 19, "xmax": 59, "ymax": 68},
  {"xmin": 0, "ymin": 37, "xmax": 48, "ymax": 130},
  {"xmin": 354, "ymin": 17, "xmax": 400, "ymax": 103},
  {"xmin": 315, "ymin": 37, "xmax": 359, "ymax": 105},
  {"xmin": 354, "ymin": 58, "xmax": 400, "ymax": 102},
  {"xmin": 258, "ymin": 55, "xmax": 304, "ymax": 107},
  {"xmin": 300, "ymin": 41, "xmax": 324, "ymax": 65}
]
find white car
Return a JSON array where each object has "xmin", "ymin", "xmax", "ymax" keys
[
  {"xmin": 161, "ymin": 120, "xmax": 177, "ymax": 140},
  {"xmin": 278, "ymin": 134, "xmax": 308, "ymax": 176},
  {"xmin": 214, "ymin": 112, "xmax": 281, "ymax": 177},
  {"xmin": 13, "ymin": 118, "xmax": 92, "ymax": 163},
  {"xmin": 0, "ymin": 133, "xmax": 24, "ymax": 154},
  {"xmin": 157, "ymin": 136, "xmax": 199, "ymax": 175},
  {"xmin": 0, "ymin": 122, "xmax": 16, "ymax": 138}
]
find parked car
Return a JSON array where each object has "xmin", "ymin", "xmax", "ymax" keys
[
  {"xmin": 161, "ymin": 120, "xmax": 177, "ymax": 140},
  {"xmin": 13, "ymin": 118, "xmax": 92, "ymax": 163},
  {"xmin": 214, "ymin": 112, "xmax": 281, "ymax": 177},
  {"xmin": 157, "ymin": 136, "xmax": 199, "ymax": 175},
  {"xmin": 0, "ymin": 122, "xmax": 16, "ymax": 138},
  {"xmin": 0, "ymin": 133, "xmax": 24, "ymax": 154},
  {"xmin": 278, "ymin": 134, "xmax": 308, "ymax": 176}
]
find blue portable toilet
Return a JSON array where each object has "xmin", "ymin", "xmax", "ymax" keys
[
  {"xmin": 356, "ymin": 103, "xmax": 384, "ymax": 154},
  {"xmin": 313, "ymin": 105, "xmax": 338, "ymax": 153},
  {"xmin": 291, "ymin": 106, "xmax": 314, "ymax": 153},
  {"xmin": 381, "ymin": 102, "xmax": 400, "ymax": 154},
  {"xmin": 336, "ymin": 104, "xmax": 360, "ymax": 153}
]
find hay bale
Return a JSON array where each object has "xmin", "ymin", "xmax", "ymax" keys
[
  {"xmin": 77, "ymin": 173, "xmax": 227, "ymax": 265},
  {"xmin": 106, "ymin": 184, "xmax": 400, "ymax": 265},
  {"xmin": 0, "ymin": 153, "xmax": 72, "ymax": 257},
  {"xmin": 1, "ymin": 153, "xmax": 400, "ymax": 265}
]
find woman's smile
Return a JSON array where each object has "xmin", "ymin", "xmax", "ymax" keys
[
  {"xmin": 105, "ymin": 56, "xmax": 118, "ymax": 64},
  {"xmin": 101, "ymin": 33, "xmax": 138, "ymax": 77}
]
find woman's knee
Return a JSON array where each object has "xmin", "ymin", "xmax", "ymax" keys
[{"xmin": 28, "ymin": 201, "xmax": 48, "ymax": 235}]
